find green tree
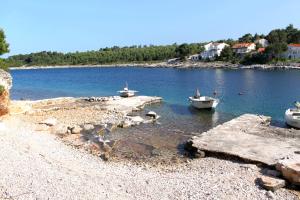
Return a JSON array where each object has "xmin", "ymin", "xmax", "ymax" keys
[
  {"xmin": 266, "ymin": 29, "xmax": 287, "ymax": 44},
  {"xmin": 175, "ymin": 43, "xmax": 192, "ymax": 60},
  {"xmin": 284, "ymin": 24, "xmax": 300, "ymax": 43},
  {"xmin": 0, "ymin": 29, "xmax": 9, "ymax": 55},
  {"xmin": 217, "ymin": 46, "xmax": 235, "ymax": 62},
  {"xmin": 0, "ymin": 28, "xmax": 9, "ymax": 70},
  {"xmin": 238, "ymin": 33, "xmax": 253, "ymax": 43},
  {"xmin": 265, "ymin": 42, "xmax": 288, "ymax": 59}
]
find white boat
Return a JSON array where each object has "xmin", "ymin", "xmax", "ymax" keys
[
  {"xmin": 189, "ymin": 89, "xmax": 219, "ymax": 109},
  {"xmin": 285, "ymin": 101, "xmax": 300, "ymax": 129},
  {"xmin": 118, "ymin": 82, "xmax": 138, "ymax": 97}
]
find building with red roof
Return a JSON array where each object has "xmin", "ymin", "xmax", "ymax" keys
[
  {"xmin": 232, "ymin": 43, "xmax": 256, "ymax": 54},
  {"xmin": 257, "ymin": 48, "xmax": 265, "ymax": 53},
  {"xmin": 285, "ymin": 44, "xmax": 300, "ymax": 59}
]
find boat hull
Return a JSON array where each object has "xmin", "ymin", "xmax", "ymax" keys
[
  {"xmin": 189, "ymin": 96, "xmax": 219, "ymax": 109},
  {"xmin": 285, "ymin": 109, "xmax": 300, "ymax": 129},
  {"xmin": 119, "ymin": 91, "xmax": 136, "ymax": 97}
]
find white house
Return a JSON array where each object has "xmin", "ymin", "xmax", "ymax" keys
[
  {"xmin": 284, "ymin": 44, "xmax": 300, "ymax": 59},
  {"xmin": 232, "ymin": 43, "xmax": 256, "ymax": 54},
  {"xmin": 255, "ymin": 38, "xmax": 269, "ymax": 48},
  {"xmin": 200, "ymin": 42, "xmax": 229, "ymax": 60},
  {"xmin": 188, "ymin": 54, "xmax": 201, "ymax": 61}
]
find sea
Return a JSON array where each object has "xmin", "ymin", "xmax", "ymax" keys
[{"xmin": 10, "ymin": 67, "xmax": 300, "ymax": 163}]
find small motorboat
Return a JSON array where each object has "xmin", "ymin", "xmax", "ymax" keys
[
  {"xmin": 285, "ymin": 101, "xmax": 300, "ymax": 129},
  {"xmin": 118, "ymin": 82, "xmax": 138, "ymax": 97},
  {"xmin": 189, "ymin": 89, "xmax": 219, "ymax": 109}
]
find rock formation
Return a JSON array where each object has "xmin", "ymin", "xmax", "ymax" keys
[{"xmin": 0, "ymin": 69, "xmax": 12, "ymax": 116}]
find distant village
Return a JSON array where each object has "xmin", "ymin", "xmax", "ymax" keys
[
  {"xmin": 168, "ymin": 25, "xmax": 300, "ymax": 64},
  {"xmin": 174, "ymin": 40, "xmax": 300, "ymax": 63}
]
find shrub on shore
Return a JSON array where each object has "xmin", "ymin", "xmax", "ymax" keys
[{"xmin": 0, "ymin": 85, "xmax": 5, "ymax": 96}]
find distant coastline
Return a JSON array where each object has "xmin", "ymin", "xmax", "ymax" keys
[{"xmin": 9, "ymin": 61, "xmax": 300, "ymax": 70}]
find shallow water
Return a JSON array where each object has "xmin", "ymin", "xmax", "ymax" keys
[{"xmin": 11, "ymin": 67, "xmax": 300, "ymax": 162}]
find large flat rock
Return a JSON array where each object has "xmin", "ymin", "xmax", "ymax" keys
[{"xmin": 189, "ymin": 114, "xmax": 300, "ymax": 166}]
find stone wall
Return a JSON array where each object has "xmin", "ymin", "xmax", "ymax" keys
[{"xmin": 0, "ymin": 69, "xmax": 12, "ymax": 116}]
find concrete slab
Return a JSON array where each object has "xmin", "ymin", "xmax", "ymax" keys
[{"xmin": 188, "ymin": 114, "xmax": 300, "ymax": 166}]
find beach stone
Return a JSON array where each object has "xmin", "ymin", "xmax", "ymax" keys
[
  {"xmin": 276, "ymin": 156, "xmax": 300, "ymax": 186},
  {"xmin": 40, "ymin": 118, "xmax": 57, "ymax": 126},
  {"xmin": 258, "ymin": 176, "xmax": 286, "ymax": 191},
  {"xmin": 52, "ymin": 123, "xmax": 69, "ymax": 135},
  {"xmin": 266, "ymin": 191, "xmax": 275, "ymax": 199},
  {"xmin": 70, "ymin": 125, "xmax": 82, "ymax": 134},
  {"xmin": 83, "ymin": 124, "xmax": 94, "ymax": 131},
  {"xmin": 102, "ymin": 143, "xmax": 112, "ymax": 153},
  {"xmin": 0, "ymin": 69, "xmax": 12, "ymax": 116}
]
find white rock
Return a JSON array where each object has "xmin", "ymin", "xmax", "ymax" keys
[
  {"xmin": 70, "ymin": 125, "xmax": 82, "ymax": 134},
  {"xmin": 83, "ymin": 124, "xmax": 95, "ymax": 131},
  {"xmin": 40, "ymin": 118, "xmax": 57, "ymax": 126}
]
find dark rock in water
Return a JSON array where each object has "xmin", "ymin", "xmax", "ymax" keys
[
  {"xmin": 146, "ymin": 111, "xmax": 158, "ymax": 119},
  {"xmin": 184, "ymin": 140, "xmax": 205, "ymax": 158}
]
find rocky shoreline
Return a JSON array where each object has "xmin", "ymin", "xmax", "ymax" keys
[
  {"xmin": 0, "ymin": 94, "xmax": 298, "ymax": 199},
  {"xmin": 9, "ymin": 61, "xmax": 300, "ymax": 70},
  {"xmin": 10, "ymin": 96, "xmax": 163, "ymax": 162}
]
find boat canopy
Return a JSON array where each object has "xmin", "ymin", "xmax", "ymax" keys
[
  {"xmin": 295, "ymin": 101, "xmax": 300, "ymax": 109},
  {"xmin": 194, "ymin": 89, "xmax": 201, "ymax": 98}
]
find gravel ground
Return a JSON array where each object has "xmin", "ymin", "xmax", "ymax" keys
[{"xmin": 0, "ymin": 116, "xmax": 297, "ymax": 200}]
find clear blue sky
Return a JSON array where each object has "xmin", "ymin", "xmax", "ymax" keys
[{"xmin": 1, "ymin": 0, "xmax": 300, "ymax": 56}]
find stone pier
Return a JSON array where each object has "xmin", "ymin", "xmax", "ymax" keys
[{"xmin": 186, "ymin": 114, "xmax": 300, "ymax": 166}]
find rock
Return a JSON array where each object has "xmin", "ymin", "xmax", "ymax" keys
[
  {"xmin": 105, "ymin": 123, "xmax": 116, "ymax": 132},
  {"xmin": 119, "ymin": 116, "xmax": 144, "ymax": 128},
  {"xmin": 40, "ymin": 118, "xmax": 57, "ymax": 126},
  {"xmin": 266, "ymin": 191, "xmax": 275, "ymax": 199},
  {"xmin": 130, "ymin": 116, "xmax": 144, "ymax": 124},
  {"xmin": 276, "ymin": 156, "xmax": 300, "ymax": 186},
  {"xmin": 194, "ymin": 150, "xmax": 205, "ymax": 158},
  {"xmin": 70, "ymin": 125, "xmax": 82, "ymax": 134},
  {"xmin": 146, "ymin": 111, "xmax": 157, "ymax": 119},
  {"xmin": 100, "ymin": 152, "xmax": 110, "ymax": 161},
  {"xmin": 102, "ymin": 143, "xmax": 112, "ymax": 153},
  {"xmin": 83, "ymin": 124, "xmax": 94, "ymax": 131},
  {"xmin": 258, "ymin": 176, "xmax": 286, "ymax": 191},
  {"xmin": 0, "ymin": 70, "xmax": 12, "ymax": 116},
  {"xmin": 0, "ymin": 69, "xmax": 12, "ymax": 91},
  {"xmin": 262, "ymin": 169, "xmax": 281, "ymax": 177},
  {"xmin": 52, "ymin": 123, "xmax": 69, "ymax": 136}
]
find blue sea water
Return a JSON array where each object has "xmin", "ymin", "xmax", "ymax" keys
[
  {"xmin": 10, "ymin": 67, "xmax": 300, "ymax": 161},
  {"xmin": 11, "ymin": 67, "xmax": 300, "ymax": 123}
]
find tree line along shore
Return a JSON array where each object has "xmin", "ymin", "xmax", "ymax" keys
[{"xmin": 1, "ymin": 24, "xmax": 300, "ymax": 71}]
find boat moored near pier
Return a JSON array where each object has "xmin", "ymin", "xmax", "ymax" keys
[
  {"xmin": 285, "ymin": 101, "xmax": 300, "ymax": 129},
  {"xmin": 189, "ymin": 89, "xmax": 219, "ymax": 109},
  {"xmin": 118, "ymin": 82, "xmax": 138, "ymax": 97}
]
